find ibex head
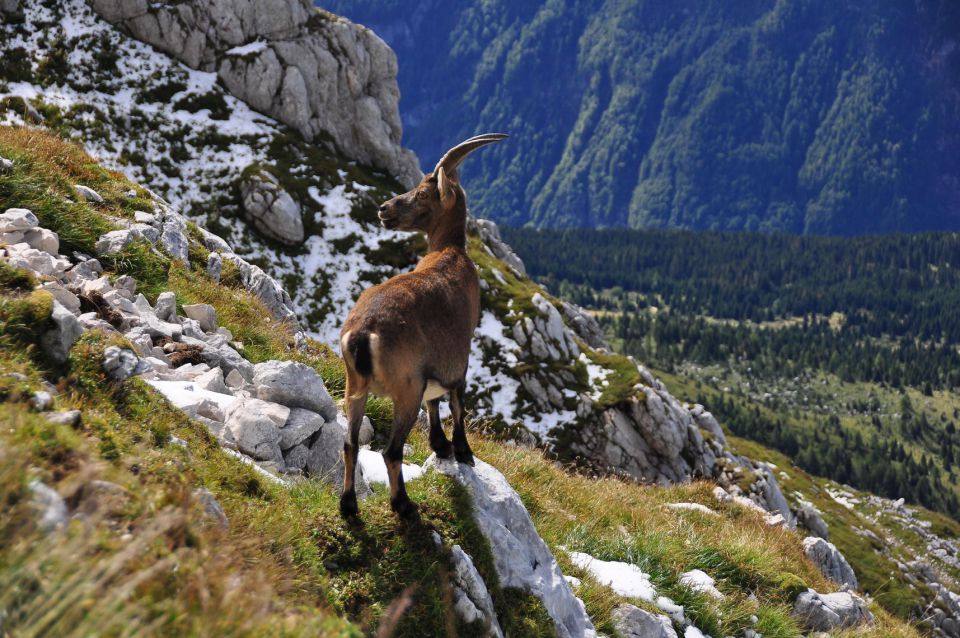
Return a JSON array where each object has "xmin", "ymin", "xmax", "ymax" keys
[{"xmin": 377, "ymin": 133, "xmax": 507, "ymax": 232}]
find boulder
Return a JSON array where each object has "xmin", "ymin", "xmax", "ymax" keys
[
  {"xmin": 41, "ymin": 301, "xmax": 84, "ymax": 364},
  {"xmin": 448, "ymin": 542, "xmax": 504, "ymax": 637},
  {"xmin": 221, "ymin": 253, "xmax": 301, "ymax": 333},
  {"xmin": 74, "ymin": 185, "xmax": 105, "ymax": 203},
  {"xmin": 252, "ymin": 360, "xmax": 336, "ymax": 418},
  {"xmin": 5, "ymin": 243, "xmax": 69, "ymax": 277},
  {"xmin": 283, "ymin": 442, "xmax": 310, "ymax": 471},
  {"xmin": 192, "ymin": 487, "xmax": 228, "ymax": 528},
  {"xmin": 194, "ymin": 367, "xmax": 229, "ymax": 394},
  {"xmin": 23, "ymin": 227, "xmax": 59, "ymax": 254},
  {"xmin": 359, "ymin": 415, "xmax": 374, "ymax": 446},
  {"xmin": 802, "ymin": 537, "xmax": 858, "ymax": 590},
  {"xmin": 797, "ymin": 503, "xmax": 830, "ymax": 540},
  {"xmin": 45, "ymin": 410, "xmax": 81, "ymax": 426},
  {"xmin": 793, "ymin": 589, "xmax": 874, "ymax": 631},
  {"xmin": 28, "ymin": 480, "xmax": 67, "ymax": 533},
  {"xmin": 159, "ymin": 212, "xmax": 190, "ymax": 263},
  {"xmin": 103, "ymin": 346, "xmax": 149, "ymax": 381},
  {"xmin": 224, "ymin": 397, "xmax": 288, "ymax": 462},
  {"xmin": 610, "ymin": 604, "xmax": 678, "ymax": 638},
  {"xmin": 279, "ymin": 407, "xmax": 323, "ymax": 450},
  {"xmin": 305, "ymin": 417, "xmax": 345, "ymax": 483},
  {"xmin": 154, "ymin": 291, "xmax": 178, "ymax": 322},
  {"xmin": 95, "ymin": 229, "xmax": 142, "ymax": 255},
  {"xmin": 0, "ymin": 208, "xmax": 38, "ymax": 232},
  {"xmin": 217, "ymin": 344, "xmax": 255, "ymax": 382},
  {"xmin": 207, "ymin": 252, "xmax": 222, "ymax": 282},
  {"xmin": 30, "ymin": 390, "xmax": 53, "ymax": 411},
  {"xmin": 239, "ymin": 169, "xmax": 304, "ymax": 245},
  {"xmin": 183, "ymin": 303, "xmax": 218, "ymax": 332}
]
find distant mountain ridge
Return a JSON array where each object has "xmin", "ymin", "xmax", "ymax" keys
[{"xmin": 325, "ymin": 0, "xmax": 960, "ymax": 235}]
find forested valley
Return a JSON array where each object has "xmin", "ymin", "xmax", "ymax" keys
[{"xmin": 505, "ymin": 227, "xmax": 960, "ymax": 517}]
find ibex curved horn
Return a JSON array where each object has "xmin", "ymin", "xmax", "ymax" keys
[{"xmin": 433, "ymin": 133, "xmax": 508, "ymax": 175}]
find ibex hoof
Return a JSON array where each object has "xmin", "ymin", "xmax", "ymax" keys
[
  {"xmin": 391, "ymin": 495, "xmax": 419, "ymax": 520},
  {"xmin": 455, "ymin": 450, "xmax": 475, "ymax": 466},
  {"xmin": 339, "ymin": 492, "xmax": 359, "ymax": 518},
  {"xmin": 431, "ymin": 439, "xmax": 453, "ymax": 459}
]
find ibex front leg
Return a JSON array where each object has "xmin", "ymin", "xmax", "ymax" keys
[
  {"xmin": 427, "ymin": 398, "xmax": 453, "ymax": 459},
  {"xmin": 450, "ymin": 381, "xmax": 474, "ymax": 466}
]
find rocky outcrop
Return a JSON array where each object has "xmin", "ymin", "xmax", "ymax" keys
[
  {"xmin": 239, "ymin": 169, "xmax": 304, "ymax": 245},
  {"xmin": 468, "ymin": 218, "xmax": 799, "ymax": 519},
  {"xmin": 803, "ymin": 536, "xmax": 858, "ymax": 590},
  {"xmin": 87, "ymin": 0, "xmax": 420, "ymax": 186},
  {"xmin": 792, "ymin": 588, "xmax": 874, "ymax": 631},
  {"xmin": 473, "ymin": 218, "xmax": 526, "ymax": 276},
  {"xmin": 425, "ymin": 455, "xmax": 597, "ymax": 638}
]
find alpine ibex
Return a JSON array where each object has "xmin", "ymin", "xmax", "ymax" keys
[{"xmin": 338, "ymin": 133, "xmax": 508, "ymax": 518}]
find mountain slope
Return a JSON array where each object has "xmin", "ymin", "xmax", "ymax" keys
[
  {"xmin": 0, "ymin": 126, "xmax": 921, "ymax": 637},
  {"xmin": 326, "ymin": 0, "xmax": 960, "ymax": 235},
  {"xmin": 1, "ymin": 0, "xmax": 958, "ymax": 634}
]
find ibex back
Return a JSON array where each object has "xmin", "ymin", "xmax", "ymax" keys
[{"xmin": 339, "ymin": 133, "xmax": 508, "ymax": 519}]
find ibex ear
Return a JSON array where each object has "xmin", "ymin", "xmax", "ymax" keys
[{"xmin": 437, "ymin": 166, "xmax": 457, "ymax": 211}]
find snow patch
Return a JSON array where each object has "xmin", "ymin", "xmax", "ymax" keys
[
  {"xmin": 567, "ymin": 551, "xmax": 656, "ymax": 601},
  {"xmin": 357, "ymin": 448, "xmax": 424, "ymax": 485}
]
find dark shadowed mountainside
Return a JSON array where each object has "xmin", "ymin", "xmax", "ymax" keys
[{"xmin": 325, "ymin": 0, "xmax": 960, "ymax": 235}]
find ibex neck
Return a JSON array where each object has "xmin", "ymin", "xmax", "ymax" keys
[{"xmin": 427, "ymin": 219, "xmax": 467, "ymax": 253}]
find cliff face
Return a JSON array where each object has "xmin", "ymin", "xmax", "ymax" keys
[{"xmin": 88, "ymin": 0, "xmax": 420, "ymax": 187}]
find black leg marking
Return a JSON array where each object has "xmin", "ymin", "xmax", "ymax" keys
[
  {"xmin": 427, "ymin": 398, "xmax": 453, "ymax": 458},
  {"xmin": 450, "ymin": 381, "xmax": 475, "ymax": 466}
]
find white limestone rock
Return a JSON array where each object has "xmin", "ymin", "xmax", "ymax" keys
[
  {"xmin": 252, "ymin": 360, "xmax": 336, "ymax": 419},
  {"xmin": 425, "ymin": 455, "xmax": 597, "ymax": 638},
  {"xmin": 183, "ymin": 303, "xmax": 218, "ymax": 332},
  {"xmin": 0, "ymin": 208, "xmax": 38, "ymax": 232},
  {"xmin": 95, "ymin": 229, "xmax": 142, "ymax": 255},
  {"xmin": 23, "ymin": 228, "xmax": 59, "ymax": 254},
  {"xmin": 74, "ymin": 184, "xmax": 104, "ymax": 203},
  {"xmin": 792, "ymin": 589, "xmax": 874, "ymax": 631},
  {"xmin": 802, "ymin": 537, "xmax": 858, "ymax": 590},
  {"xmin": 224, "ymin": 397, "xmax": 288, "ymax": 463},
  {"xmin": 610, "ymin": 604, "xmax": 678, "ymax": 638},
  {"xmin": 239, "ymin": 168, "xmax": 304, "ymax": 245},
  {"xmin": 29, "ymin": 480, "xmax": 68, "ymax": 534},
  {"xmin": 279, "ymin": 407, "xmax": 323, "ymax": 450},
  {"xmin": 41, "ymin": 301, "xmax": 83, "ymax": 364},
  {"xmin": 448, "ymin": 542, "xmax": 504, "ymax": 637}
]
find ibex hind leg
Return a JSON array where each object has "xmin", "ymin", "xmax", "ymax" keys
[
  {"xmin": 384, "ymin": 388, "xmax": 422, "ymax": 519},
  {"xmin": 450, "ymin": 381, "xmax": 474, "ymax": 466},
  {"xmin": 339, "ymin": 373, "xmax": 368, "ymax": 518},
  {"xmin": 426, "ymin": 398, "xmax": 453, "ymax": 459}
]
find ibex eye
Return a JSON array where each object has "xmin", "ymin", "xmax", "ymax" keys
[{"xmin": 416, "ymin": 190, "xmax": 428, "ymax": 200}]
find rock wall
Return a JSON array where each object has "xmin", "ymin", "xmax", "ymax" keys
[
  {"xmin": 469, "ymin": 218, "xmax": 798, "ymax": 523},
  {"xmin": 87, "ymin": 0, "xmax": 420, "ymax": 187}
]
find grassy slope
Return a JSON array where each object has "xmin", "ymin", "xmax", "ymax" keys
[
  {"xmin": 653, "ymin": 365, "xmax": 960, "ymax": 621},
  {"xmin": 0, "ymin": 127, "xmax": 920, "ymax": 636}
]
